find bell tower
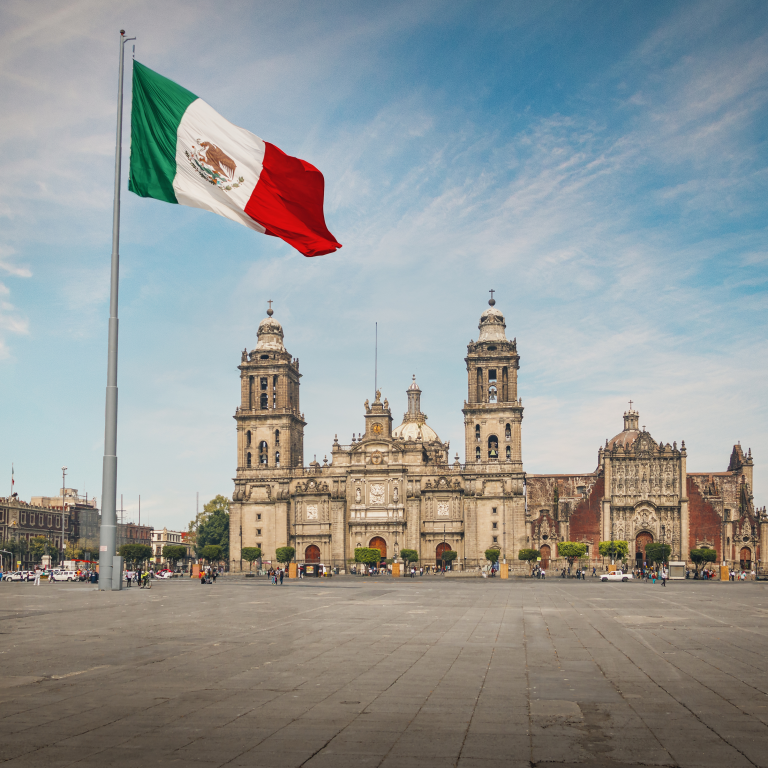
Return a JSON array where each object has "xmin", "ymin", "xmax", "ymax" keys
[
  {"xmin": 462, "ymin": 294, "xmax": 523, "ymax": 469},
  {"xmin": 234, "ymin": 304, "xmax": 305, "ymax": 470}
]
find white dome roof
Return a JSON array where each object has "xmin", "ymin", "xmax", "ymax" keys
[
  {"xmin": 392, "ymin": 421, "xmax": 440, "ymax": 442},
  {"xmin": 254, "ymin": 313, "xmax": 285, "ymax": 352},
  {"xmin": 478, "ymin": 305, "xmax": 507, "ymax": 342}
]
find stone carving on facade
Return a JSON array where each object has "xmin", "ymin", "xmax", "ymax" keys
[
  {"xmin": 393, "ymin": 484, "xmax": 399, "ymax": 503},
  {"xmin": 370, "ymin": 483, "xmax": 385, "ymax": 505},
  {"xmin": 306, "ymin": 504, "xmax": 318, "ymax": 520},
  {"xmin": 437, "ymin": 501, "xmax": 449, "ymax": 517},
  {"xmin": 371, "ymin": 451, "xmax": 384, "ymax": 465}
]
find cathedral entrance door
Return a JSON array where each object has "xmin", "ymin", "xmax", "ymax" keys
[
  {"xmin": 436, "ymin": 542, "xmax": 451, "ymax": 569},
  {"xmin": 540, "ymin": 545, "xmax": 551, "ymax": 571},
  {"xmin": 636, "ymin": 532, "xmax": 654, "ymax": 566},
  {"xmin": 740, "ymin": 547, "xmax": 752, "ymax": 570},
  {"xmin": 369, "ymin": 537, "xmax": 387, "ymax": 563}
]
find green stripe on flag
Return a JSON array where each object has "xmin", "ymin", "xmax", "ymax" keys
[{"xmin": 128, "ymin": 61, "xmax": 198, "ymax": 204}]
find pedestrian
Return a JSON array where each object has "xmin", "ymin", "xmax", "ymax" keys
[
  {"xmin": 592, "ymin": 566, "xmax": 596, "ymax": 578},
  {"xmin": 126, "ymin": 571, "xmax": 131, "ymax": 588},
  {"xmin": 34, "ymin": 570, "xmax": 41, "ymax": 586},
  {"xmin": 279, "ymin": 568, "xmax": 284, "ymax": 585},
  {"xmin": 661, "ymin": 566, "xmax": 667, "ymax": 587}
]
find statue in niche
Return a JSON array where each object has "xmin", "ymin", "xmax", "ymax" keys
[
  {"xmin": 241, "ymin": 348, "xmax": 248, "ymax": 362},
  {"xmin": 393, "ymin": 485, "xmax": 399, "ymax": 503},
  {"xmin": 383, "ymin": 398, "xmax": 389, "ymax": 410},
  {"xmin": 355, "ymin": 486, "xmax": 362, "ymax": 503},
  {"xmin": 364, "ymin": 399, "xmax": 370, "ymax": 412}
]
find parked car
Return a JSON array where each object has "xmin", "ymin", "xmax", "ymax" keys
[
  {"xmin": 50, "ymin": 570, "xmax": 77, "ymax": 582},
  {"xmin": 7, "ymin": 571, "xmax": 28, "ymax": 582},
  {"xmin": 601, "ymin": 570, "xmax": 633, "ymax": 582}
]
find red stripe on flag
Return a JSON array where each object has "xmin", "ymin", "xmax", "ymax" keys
[{"xmin": 244, "ymin": 142, "xmax": 342, "ymax": 258}]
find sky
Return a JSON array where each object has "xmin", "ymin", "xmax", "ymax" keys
[{"xmin": 1, "ymin": 0, "xmax": 767, "ymax": 531}]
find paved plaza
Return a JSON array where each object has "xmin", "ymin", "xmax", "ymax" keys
[{"xmin": 1, "ymin": 576, "xmax": 768, "ymax": 768}]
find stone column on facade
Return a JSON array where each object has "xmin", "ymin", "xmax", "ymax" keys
[
  {"xmin": 680, "ymin": 448, "xmax": 689, "ymax": 563},
  {"xmin": 602, "ymin": 453, "xmax": 612, "ymax": 545}
]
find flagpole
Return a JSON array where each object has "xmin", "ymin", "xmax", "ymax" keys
[{"xmin": 99, "ymin": 30, "xmax": 133, "ymax": 590}]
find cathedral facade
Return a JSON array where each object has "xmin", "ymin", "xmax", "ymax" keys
[{"xmin": 229, "ymin": 301, "xmax": 764, "ymax": 574}]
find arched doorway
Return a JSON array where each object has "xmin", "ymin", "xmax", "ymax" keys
[
  {"xmin": 436, "ymin": 542, "xmax": 451, "ymax": 568},
  {"xmin": 369, "ymin": 537, "xmax": 387, "ymax": 561},
  {"xmin": 305, "ymin": 545, "xmax": 320, "ymax": 562},
  {"xmin": 740, "ymin": 547, "xmax": 752, "ymax": 570},
  {"xmin": 636, "ymin": 532, "xmax": 653, "ymax": 565},
  {"xmin": 540, "ymin": 544, "xmax": 551, "ymax": 570}
]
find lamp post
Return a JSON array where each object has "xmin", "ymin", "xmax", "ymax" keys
[
  {"xmin": 61, "ymin": 467, "xmax": 67, "ymax": 566},
  {"xmin": 661, "ymin": 524, "xmax": 666, "ymax": 574},
  {"xmin": 442, "ymin": 523, "xmax": 446, "ymax": 573}
]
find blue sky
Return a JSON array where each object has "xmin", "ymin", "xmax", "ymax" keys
[{"xmin": 1, "ymin": 0, "xmax": 766, "ymax": 530}]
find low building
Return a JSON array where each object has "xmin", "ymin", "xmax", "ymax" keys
[
  {"xmin": 0, "ymin": 496, "xmax": 71, "ymax": 568},
  {"xmin": 151, "ymin": 528, "xmax": 192, "ymax": 566},
  {"xmin": 117, "ymin": 522, "xmax": 153, "ymax": 549},
  {"xmin": 31, "ymin": 488, "xmax": 99, "ymax": 555}
]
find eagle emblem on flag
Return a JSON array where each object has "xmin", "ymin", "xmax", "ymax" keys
[{"xmin": 185, "ymin": 140, "xmax": 245, "ymax": 192}]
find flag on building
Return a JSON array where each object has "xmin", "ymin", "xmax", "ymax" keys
[{"xmin": 128, "ymin": 62, "xmax": 341, "ymax": 258}]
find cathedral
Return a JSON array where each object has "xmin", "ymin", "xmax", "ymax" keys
[{"xmin": 229, "ymin": 300, "xmax": 764, "ymax": 574}]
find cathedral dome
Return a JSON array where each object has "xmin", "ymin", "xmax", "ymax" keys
[
  {"xmin": 392, "ymin": 420, "xmax": 440, "ymax": 443},
  {"xmin": 478, "ymin": 300, "xmax": 507, "ymax": 342},
  {"xmin": 254, "ymin": 307, "xmax": 285, "ymax": 352},
  {"xmin": 393, "ymin": 376, "xmax": 441, "ymax": 442},
  {"xmin": 606, "ymin": 408, "xmax": 641, "ymax": 449}
]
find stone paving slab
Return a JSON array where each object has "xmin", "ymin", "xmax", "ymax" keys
[{"xmin": 1, "ymin": 577, "xmax": 768, "ymax": 766}]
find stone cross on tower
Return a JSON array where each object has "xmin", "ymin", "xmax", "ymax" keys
[
  {"xmin": 629, "ymin": 400, "xmax": 633, "ymax": 410},
  {"xmin": 489, "ymin": 289, "xmax": 495, "ymax": 306}
]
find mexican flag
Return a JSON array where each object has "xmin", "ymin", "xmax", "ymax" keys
[{"xmin": 128, "ymin": 62, "xmax": 341, "ymax": 258}]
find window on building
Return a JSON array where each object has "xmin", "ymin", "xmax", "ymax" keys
[
  {"xmin": 488, "ymin": 384, "xmax": 497, "ymax": 403},
  {"xmin": 489, "ymin": 369, "xmax": 497, "ymax": 382},
  {"xmin": 257, "ymin": 514, "xmax": 261, "ymax": 520},
  {"xmin": 492, "ymin": 536, "xmax": 498, "ymax": 543},
  {"xmin": 275, "ymin": 429, "xmax": 280, "ymax": 446},
  {"xmin": 492, "ymin": 507, "xmax": 497, "ymax": 514},
  {"xmin": 246, "ymin": 452, "xmax": 252, "ymax": 468},
  {"xmin": 257, "ymin": 542, "xmax": 262, "ymax": 549},
  {"xmin": 476, "ymin": 368, "xmax": 483, "ymax": 402},
  {"xmin": 506, "ymin": 446, "xmax": 511, "ymax": 460},
  {"xmin": 505, "ymin": 423, "xmax": 511, "ymax": 441},
  {"xmin": 488, "ymin": 435, "xmax": 498, "ymax": 459},
  {"xmin": 260, "ymin": 377, "xmax": 268, "ymax": 390},
  {"xmin": 476, "ymin": 446, "xmax": 481, "ymax": 461},
  {"xmin": 724, "ymin": 509, "xmax": 731, "ymax": 521},
  {"xmin": 259, "ymin": 441, "xmax": 268, "ymax": 466},
  {"xmin": 246, "ymin": 430, "xmax": 252, "ymax": 448},
  {"xmin": 275, "ymin": 451, "xmax": 280, "ymax": 468},
  {"xmin": 492, "ymin": 522, "xmax": 497, "ymax": 529},
  {"xmin": 257, "ymin": 529, "xmax": 261, "ymax": 535},
  {"xmin": 273, "ymin": 375, "xmax": 278, "ymax": 408},
  {"xmin": 475, "ymin": 424, "xmax": 481, "ymax": 442}
]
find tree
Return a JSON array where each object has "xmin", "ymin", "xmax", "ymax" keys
[
  {"xmin": 200, "ymin": 544, "xmax": 223, "ymax": 564},
  {"xmin": 241, "ymin": 547, "xmax": 262, "ymax": 571},
  {"xmin": 484, "ymin": 549, "xmax": 500, "ymax": 565},
  {"xmin": 190, "ymin": 495, "xmax": 230, "ymax": 562},
  {"xmin": 64, "ymin": 542, "xmax": 84, "ymax": 561},
  {"xmin": 354, "ymin": 548, "xmax": 381, "ymax": 571},
  {"xmin": 442, "ymin": 550, "xmax": 458, "ymax": 565},
  {"xmin": 690, "ymin": 547, "xmax": 717, "ymax": 574},
  {"xmin": 598, "ymin": 541, "xmax": 629, "ymax": 562},
  {"xmin": 645, "ymin": 543, "xmax": 672, "ymax": 566},
  {"xmin": 558, "ymin": 542, "xmax": 588, "ymax": 569},
  {"xmin": 118, "ymin": 543, "xmax": 152, "ymax": 567},
  {"xmin": 400, "ymin": 549, "xmax": 419, "ymax": 566},
  {"xmin": 518, "ymin": 549, "xmax": 539, "ymax": 572},
  {"xmin": 276, "ymin": 546, "xmax": 295, "ymax": 566},
  {"xmin": 28, "ymin": 536, "xmax": 50, "ymax": 563},
  {"xmin": 162, "ymin": 544, "xmax": 187, "ymax": 568}
]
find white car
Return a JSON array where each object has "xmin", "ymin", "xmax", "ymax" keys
[
  {"xmin": 50, "ymin": 570, "xmax": 77, "ymax": 582},
  {"xmin": 6, "ymin": 571, "xmax": 29, "ymax": 582},
  {"xmin": 601, "ymin": 569, "xmax": 633, "ymax": 582}
]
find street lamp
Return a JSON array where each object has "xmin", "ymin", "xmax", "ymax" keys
[
  {"xmin": 61, "ymin": 467, "xmax": 67, "ymax": 566},
  {"xmin": 661, "ymin": 524, "xmax": 666, "ymax": 573}
]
